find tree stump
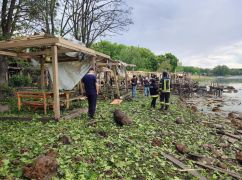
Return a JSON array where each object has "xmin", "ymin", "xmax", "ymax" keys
[{"xmin": 113, "ymin": 109, "xmax": 132, "ymax": 126}]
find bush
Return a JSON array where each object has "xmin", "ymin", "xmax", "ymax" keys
[
  {"xmin": 0, "ymin": 84, "xmax": 15, "ymax": 103},
  {"xmin": 9, "ymin": 75, "xmax": 32, "ymax": 87}
]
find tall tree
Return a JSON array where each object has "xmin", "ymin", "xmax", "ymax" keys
[
  {"xmin": 60, "ymin": 0, "xmax": 133, "ymax": 47},
  {"xmin": 157, "ymin": 53, "xmax": 179, "ymax": 72},
  {"xmin": 28, "ymin": 0, "xmax": 58, "ymax": 35},
  {"xmin": 0, "ymin": 0, "xmax": 29, "ymax": 85}
]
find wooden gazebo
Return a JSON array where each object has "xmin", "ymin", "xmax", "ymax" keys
[{"xmin": 0, "ymin": 35, "xmax": 110, "ymax": 120}]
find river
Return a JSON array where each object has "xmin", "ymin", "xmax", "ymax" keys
[{"xmin": 212, "ymin": 76, "xmax": 242, "ymax": 113}]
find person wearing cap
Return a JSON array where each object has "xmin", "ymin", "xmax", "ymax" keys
[
  {"xmin": 131, "ymin": 75, "xmax": 138, "ymax": 98},
  {"xmin": 143, "ymin": 77, "xmax": 150, "ymax": 97},
  {"xmin": 159, "ymin": 71, "xmax": 172, "ymax": 110},
  {"xmin": 149, "ymin": 78, "xmax": 159, "ymax": 108},
  {"xmin": 82, "ymin": 68, "xmax": 99, "ymax": 118}
]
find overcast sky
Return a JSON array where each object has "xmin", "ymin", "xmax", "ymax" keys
[{"xmin": 108, "ymin": 0, "xmax": 242, "ymax": 68}]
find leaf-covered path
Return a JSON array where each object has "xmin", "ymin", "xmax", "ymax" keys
[{"xmin": 0, "ymin": 96, "xmax": 241, "ymax": 179}]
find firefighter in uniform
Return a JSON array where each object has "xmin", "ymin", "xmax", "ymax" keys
[
  {"xmin": 149, "ymin": 78, "xmax": 159, "ymax": 108},
  {"xmin": 159, "ymin": 71, "xmax": 172, "ymax": 110}
]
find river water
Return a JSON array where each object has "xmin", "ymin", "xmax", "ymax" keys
[{"xmin": 212, "ymin": 76, "xmax": 242, "ymax": 113}]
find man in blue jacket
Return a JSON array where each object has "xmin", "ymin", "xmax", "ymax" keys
[
  {"xmin": 159, "ymin": 71, "xmax": 172, "ymax": 111},
  {"xmin": 82, "ymin": 68, "xmax": 99, "ymax": 118}
]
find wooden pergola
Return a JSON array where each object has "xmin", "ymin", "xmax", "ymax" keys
[
  {"xmin": 0, "ymin": 35, "xmax": 110, "ymax": 120},
  {"xmin": 96, "ymin": 58, "xmax": 136, "ymax": 97}
]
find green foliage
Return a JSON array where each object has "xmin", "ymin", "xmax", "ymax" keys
[
  {"xmin": 92, "ymin": 41, "xmax": 178, "ymax": 72},
  {"xmin": 179, "ymin": 65, "xmax": 242, "ymax": 76},
  {"xmin": 157, "ymin": 53, "xmax": 179, "ymax": 72},
  {"xmin": 0, "ymin": 96, "xmax": 239, "ymax": 179},
  {"xmin": 9, "ymin": 75, "xmax": 32, "ymax": 87},
  {"xmin": 212, "ymin": 65, "xmax": 230, "ymax": 76}
]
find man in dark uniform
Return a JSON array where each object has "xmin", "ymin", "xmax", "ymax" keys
[
  {"xmin": 159, "ymin": 71, "xmax": 172, "ymax": 111},
  {"xmin": 149, "ymin": 78, "xmax": 159, "ymax": 108},
  {"xmin": 82, "ymin": 68, "xmax": 99, "ymax": 118}
]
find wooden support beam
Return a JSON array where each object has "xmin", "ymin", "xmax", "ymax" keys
[
  {"xmin": 0, "ymin": 50, "xmax": 18, "ymax": 57},
  {"xmin": 40, "ymin": 58, "xmax": 45, "ymax": 90},
  {"xmin": 51, "ymin": 45, "xmax": 60, "ymax": 120},
  {"xmin": 113, "ymin": 67, "xmax": 120, "ymax": 98},
  {"xmin": 0, "ymin": 37, "xmax": 59, "ymax": 50},
  {"xmin": 125, "ymin": 70, "xmax": 129, "ymax": 93},
  {"xmin": 92, "ymin": 56, "xmax": 96, "ymax": 72}
]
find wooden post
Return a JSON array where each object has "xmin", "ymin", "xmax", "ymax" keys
[
  {"xmin": 79, "ymin": 82, "xmax": 84, "ymax": 95},
  {"xmin": 125, "ymin": 69, "xmax": 129, "ymax": 93},
  {"xmin": 92, "ymin": 56, "xmax": 96, "ymax": 72},
  {"xmin": 51, "ymin": 45, "xmax": 60, "ymax": 120},
  {"xmin": 40, "ymin": 58, "xmax": 45, "ymax": 90},
  {"xmin": 113, "ymin": 67, "xmax": 120, "ymax": 98}
]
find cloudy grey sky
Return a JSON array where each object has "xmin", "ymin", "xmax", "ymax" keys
[{"xmin": 108, "ymin": 0, "xmax": 242, "ymax": 68}]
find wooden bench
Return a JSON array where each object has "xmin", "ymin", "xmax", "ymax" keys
[
  {"xmin": 17, "ymin": 91, "xmax": 53, "ymax": 114},
  {"xmin": 17, "ymin": 91, "xmax": 87, "ymax": 114}
]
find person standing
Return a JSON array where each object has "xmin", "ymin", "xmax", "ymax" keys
[
  {"xmin": 131, "ymin": 75, "xmax": 137, "ymax": 98},
  {"xmin": 159, "ymin": 71, "xmax": 172, "ymax": 110},
  {"xmin": 150, "ymin": 78, "xmax": 159, "ymax": 108},
  {"xmin": 82, "ymin": 68, "xmax": 99, "ymax": 118},
  {"xmin": 144, "ymin": 77, "xmax": 150, "ymax": 96}
]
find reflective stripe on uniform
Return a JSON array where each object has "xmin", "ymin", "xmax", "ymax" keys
[
  {"xmin": 162, "ymin": 79, "xmax": 171, "ymax": 93},
  {"xmin": 151, "ymin": 95, "xmax": 158, "ymax": 98}
]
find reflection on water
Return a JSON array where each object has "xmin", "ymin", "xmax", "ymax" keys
[{"xmin": 212, "ymin": 76, "xmax": 242, "ymax": 113}]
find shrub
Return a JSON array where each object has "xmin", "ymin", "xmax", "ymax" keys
[{"xmin": 9, "ymin": 75, "xmax": 32, "ymax": 87}]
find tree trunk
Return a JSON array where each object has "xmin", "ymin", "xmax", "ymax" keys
[{"xmin": 0, "ymin": 57, "xmax": 8, "ymax": 85}]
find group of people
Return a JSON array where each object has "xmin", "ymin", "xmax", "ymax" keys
[
  {"xmin": 131, "ymin": 71, "xmax": 172, "ymax": 110},
  {"xmin": 82, "ymin": 68, "xmax": 171, "ymax": 119}
]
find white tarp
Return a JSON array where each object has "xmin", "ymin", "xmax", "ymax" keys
[
  {"xmin": 48, "ymin": 61, "xmax": 91, "ymax": 90},
  {"xmin": 116, "ymin": 65, "xmax": 126, "ymax": 77}
]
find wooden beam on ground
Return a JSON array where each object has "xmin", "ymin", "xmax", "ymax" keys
[
  {"xmin": 61, "ymin": 108, "xmax": 88, "ymax": 120},
  {"xmin": 162, "ymin": 153, "xmax": 207, "ymax": 180},
  {"xmin": 195, "ymin": 162, "xmax": 241, "ymax": 179},
  {"xmin": 51, "ymin": 45, "xmax": 60, "ymax": 120}
]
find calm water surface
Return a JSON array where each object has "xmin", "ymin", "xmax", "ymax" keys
[{"xmin": 213, "ymin": 76, "xmax": 242, "ymax": 113}]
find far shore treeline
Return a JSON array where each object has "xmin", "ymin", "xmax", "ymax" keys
[{"xmin": 92, "ymin": 41, "xmax": 242, "ymax": 76}]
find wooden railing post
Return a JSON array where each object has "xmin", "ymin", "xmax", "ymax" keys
[{"xmin": 51, "ymin": 45, "xmax": 60, "ymax": 120}]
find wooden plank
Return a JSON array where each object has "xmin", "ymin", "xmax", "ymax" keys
[
  {"xmin": 162, "ymin": 153, "xmax": 207, "ymax": 180},
  {"xmin": 51, "ymin": 45, "xmax": 60, "ymax": 120},
  {"xmin": 58, "ymin": 38, "xmax": 110, "ymax": 59},
  {"xmin": 195, "ymin": 162, "xmax": 241, "ymax": 179},
  {"xmin": 0, "ymin": 50, "xmax": 18, "ymax": 57},
  {"xmin": 61, "ymin": 108, "xmax": 88, "ymax": 120},
  {"xmin": 0, "ymin": 37, "xmax": 59, "ymax": 50},
  {"xmin": 19, "ymin": 48, "xmax": 77, "ymax": 57}
]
